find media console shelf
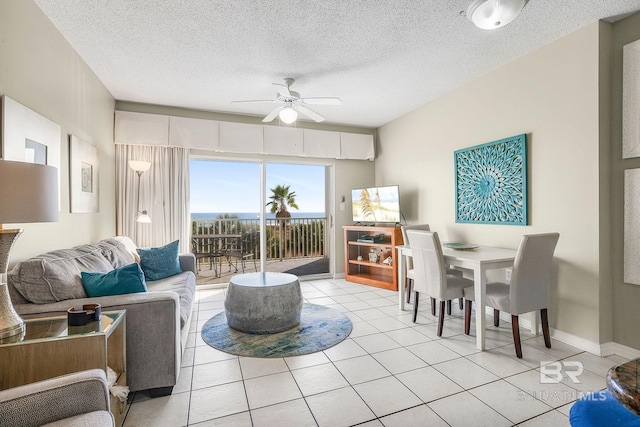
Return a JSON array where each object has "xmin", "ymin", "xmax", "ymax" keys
[{"xmin": 343, "ymin": 225, "xmax": 403, "ymax": 291}]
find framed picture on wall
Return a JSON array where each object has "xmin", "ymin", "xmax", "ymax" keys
[
  {"xmin": 623, "ymin": 39, "xmax": 640, "ymax": 159},
  {"xmin": 1, "ymin": 95, "xmax": 61, "ymax": 208},
  {"xmin": 1, "ymin": 95, "xmax": 61, "ymax": 166},
  {"xmin": 69, "ymin": 135, "xmax": 99, "ymax": 213},
  {"xmin": 454, "ymin": 133, "xmax": 528, "ymax": 225}
]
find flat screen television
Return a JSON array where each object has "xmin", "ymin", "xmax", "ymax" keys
[{"xmin": 352, "ymin": 185, "xmax": 401, "ymax": 224}]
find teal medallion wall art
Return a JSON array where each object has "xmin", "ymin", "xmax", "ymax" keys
[{"xmin": 455, "ymin": 134, "xmax": 527, "ymax": 225}]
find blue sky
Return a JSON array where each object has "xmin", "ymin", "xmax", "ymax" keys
[{"xmin": 190, "ymin": 160, "xmax": 326, "ymax": 213}]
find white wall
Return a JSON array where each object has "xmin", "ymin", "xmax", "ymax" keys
[
  {"xmin": 377, "ymin": 23, "xmax": 604, "ymax": 345},
  {"xmin": 0, "ymin": 0, "xmax": 116, "ymax": 264}
]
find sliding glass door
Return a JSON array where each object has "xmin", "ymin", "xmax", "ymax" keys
[
  {"xmin": 264, "ymin": 163, "xmax": 329, "ymax": 276},
  {"xmin": 190, "ymin": 158, "xmax": 331, "ymax": 283}
]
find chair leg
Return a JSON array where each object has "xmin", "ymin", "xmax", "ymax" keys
[
  {"xmin": 446, "ymin": 300, "xmax": 452, "ymax": 315},
  {"xmin": 437, "ymin": 301, "xmax": 446, "ymax": 336},
  {"xmin": 494, "ymin": 309, "xmax": 500, "ymax": 327},
  {"xmin": 431, "ymin": 297, "xmax": 436, "ymax": 316},
  {"xmin": 541, "ymin": 308, "xmax": 551, "ymax": 348},
  {"xmin": 464, "ymin": 300, "xmax": 472, "ymax": 335},
  {"xmin": 412, "ymin": 291, "xmax": 419, "ymax": 323},
  {"xmin": 511, "ymin": 315, "xmax": 523, "ymax": 358},
  {"xmin": 459, "ymin": 298, "xmax": 463, "ymax": 310},
  {"xmin": 406, "ymin": 279, "xmax": 412, "ymax": 303}
]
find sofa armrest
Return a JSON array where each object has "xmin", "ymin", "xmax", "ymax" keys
[
  {"xmin": 179, "ymin": 253, "xmax": 196, "ymax": 275},
  {"xmin": 0, "ymin": 369, "xmax": 114, "ymax": 427}
]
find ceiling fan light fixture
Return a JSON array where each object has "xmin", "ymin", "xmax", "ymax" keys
[
  {"xmin": 279, "ymin": 106, "xmax": 298, "ymax": 124},
  {"xmin": 466, "ymin": 0, "xmax": 528, "ymax": 30}
]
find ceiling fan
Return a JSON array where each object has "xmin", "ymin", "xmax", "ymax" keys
[{"xmin": 232, "ymin": 78, "xmax": 342, "ymax": 124}]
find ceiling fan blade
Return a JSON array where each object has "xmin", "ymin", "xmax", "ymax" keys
[
  {"xmin": 300, "ymin": 97, "xmax": 342, "ymax": 105},
  {"xmin": 231, "ymin": 99, "xmax": 277, "ymax": 104},
  {"xmin": 273, "ymin": 83, "xmax": 291, "ymax": 97},
  {"xmin": 297, "ymin": 105, "xmax": 325, "ymax": 123},
  {"xmin": 262, "ymin": 105, "xmax": 284, "ymax": 123}
]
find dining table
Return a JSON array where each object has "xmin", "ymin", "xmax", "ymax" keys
[
  {"xmin": 396, "ymin": 243, "xmax": 517, "ymax": 350},
  {"xmin": 607, "ymin": 357, "xmax": 640, "ymax": 415}
]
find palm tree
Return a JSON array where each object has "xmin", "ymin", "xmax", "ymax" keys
[
  {"xmin": 266, "ymin": 185, "xmax": 299, "ymax": 260},
  {"xmin": 266, "ymin": 185, "xmax": 299, "ymax": 218}
]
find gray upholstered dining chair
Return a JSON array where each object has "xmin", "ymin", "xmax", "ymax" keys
[
  {"xmin": 463, "ymin": 232, "xmax": 560, "ymax": 358},
  {"xmin": 401, "ymin": 224, "xmax": 431, "ymax": 304},
  {"xmin": 402, "ymin": 224, "xmax": 464, "ymax": 312},
  {"xmin": 407, "ymin": 229, "xmax": 474, "ymax": 336}
]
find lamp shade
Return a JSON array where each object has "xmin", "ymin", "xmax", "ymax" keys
[
  {"xmin": 467, "ymin": 0, "xmax": 527, "ymax": 30},
  {"xmin": 128, "ymin": 160, "xmax": 151, "ymax": 172},
  {"xmin": 136, "ymin": 212, "xmax": 151, "ymax": 223},
  {"xmin": 0, "ymin": 160, "xmax": 58, "ymax": 224}
]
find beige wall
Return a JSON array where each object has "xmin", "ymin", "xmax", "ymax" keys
[
  {"xmin": 0, "ymin": 0, "xmax": 116, "ymax": 264},
  {"xmin": 377, "ymin": 23, "xmax": 604, "ymax": 345},
  {"xmin": 611, "ymin": 12, "xmax": 640, "ymax": 349}
]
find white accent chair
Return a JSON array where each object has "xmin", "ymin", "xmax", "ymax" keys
[
  {"xmin": 0, "ymin": 369, "xmax": 115, "ymax": 427},
  {"xmin": 463, "ymin": 232, "xmax": 560, "ymax": 358},
  {"xmin": 407, "ymin": 229, "xmax": 473, "ymax": 336}
]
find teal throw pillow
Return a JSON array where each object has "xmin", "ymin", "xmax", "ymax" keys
[
  {"xmin": 81, "ymin": 262, "xmax": 147, "ymax": 297},
  {"xmin": 137, "ymin": 240, "xmax": 182, "ymax": 281}
]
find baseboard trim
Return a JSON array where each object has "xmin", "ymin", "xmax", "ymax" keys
[
  {"xmin": 600, "ymin": 342, "xmax": 640, "ymax": 359},
  {"xmin": 484, "ymin": 307, "xmax": 640, "ymax": 357}
]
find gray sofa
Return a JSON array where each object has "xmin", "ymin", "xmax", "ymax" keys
[{"xmin": 7, "ymin": 236, "xmax": 196, "ymax": 397}]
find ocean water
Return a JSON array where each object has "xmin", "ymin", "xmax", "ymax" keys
[{"xmin": 191, "ymin": 212, "xmax": 326, "ymax": 220}]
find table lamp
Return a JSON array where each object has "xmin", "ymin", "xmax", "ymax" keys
[{"xmin": 0, "ymin": 159, "xmax": 58, "ymax": 342}]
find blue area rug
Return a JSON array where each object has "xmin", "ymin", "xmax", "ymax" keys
[{"xmin": 201, "ymin": 303, "xmax": 352, "ymax": 358}]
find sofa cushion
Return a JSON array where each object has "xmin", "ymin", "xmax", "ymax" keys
[
  {"xmin": 137, "ymin": 240, "xmax": 182, "ymax": 281},
  {"xmin": 147, "ymin": 271, "xmax": 196, "ymax": 329},
  {"xmin": 8, "ymin": 245, "xmax": 114, "ymax": 304},
  {"xmin": 96, "ymin": 236, "xmax": 138, "ymax": 268},
  {"xmin": 82, "ymin": 263, "xmax": 147, "ymax": 297}
]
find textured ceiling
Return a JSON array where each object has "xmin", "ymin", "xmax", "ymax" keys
[{"xmin": 34, "ymin": 0, "xmax": 640, "ymax": 128}]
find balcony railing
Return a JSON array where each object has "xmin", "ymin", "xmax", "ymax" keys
[{"xmin": 191, "ymin": 217, "xmax": 327, "ymax": 261}]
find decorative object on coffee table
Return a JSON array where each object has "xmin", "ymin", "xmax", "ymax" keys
[{"xmin": 0, "ymin": 160, "xmax": 58, "ymax": 342}]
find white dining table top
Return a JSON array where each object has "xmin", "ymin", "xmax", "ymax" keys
[
  {"xmin": 396, "ymin": 243, "xmax": 518, "ymax": 350},
  {"xmin": 441, "ymin": 245, "xmax": 516, "ymax": 263},
  {"xmin": 397, "ymin": 244, "xmax": 516, "ymax": 262}
]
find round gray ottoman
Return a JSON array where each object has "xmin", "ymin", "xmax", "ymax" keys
[{"xmin": 224, "ymin": 272, "xmax": 303, "ymax": 334}]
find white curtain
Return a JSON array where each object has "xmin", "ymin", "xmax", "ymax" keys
[{"xmin": 116, "ymin": 144, "xmax": 190, "ymax": 253}]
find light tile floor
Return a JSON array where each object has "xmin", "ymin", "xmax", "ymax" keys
[{"xmin": 122, "ymin": 278, "xmax": 628, "ymax": 427}]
